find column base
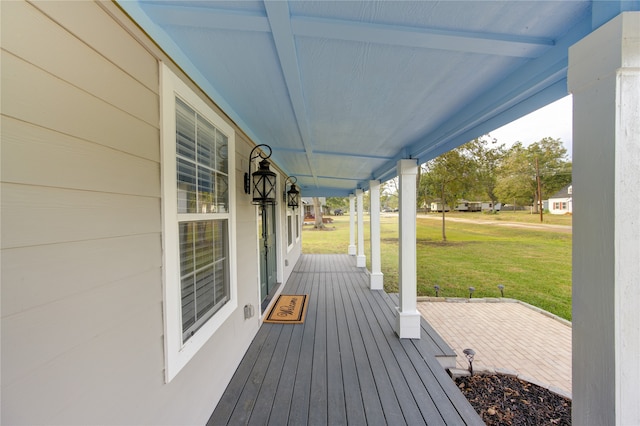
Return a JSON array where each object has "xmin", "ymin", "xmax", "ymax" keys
[
  {"xmin": 370, "ymin": 272, "xmax": 384, "ymax": 290},
  {"xmin": 395, "ymin": 308, "xmax": 421, "ymax": 339},
  {"xmin": 348, "ymin": 245, "xmax": 356, "ymax": 256},
  {"xmin": 356, "ymin": 255, "xmax": 366, "ymax": 268}
]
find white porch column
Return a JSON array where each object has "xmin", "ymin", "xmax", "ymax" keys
[
  {"xmin": 356, "ymin": 189, "xmax": 366, "ymax": 267},
  {"xmin": 369, "ymin": 180, "xmax": 383, "ymax": 289},
  {"xmin": 568, "ymin": 12, "xmax": 640, "ymax": 426},
  {"xmin": 395, "ymin": 159, "xmax": 420, "ymax": 339},
  {"xmin": 348, "ymin": 193, "xmax": 356, "ymax": 255}
]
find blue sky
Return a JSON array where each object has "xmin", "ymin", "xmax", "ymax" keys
[{"xmin": 489, "ymin": 95, "xmax": 573, "ymax": 159}]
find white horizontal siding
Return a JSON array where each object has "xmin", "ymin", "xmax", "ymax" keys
[
  {"xmin": 2, "ymin": 0, "xmax": 159, "ymax": 127},
  {"xmin": 1, "ymin": 51, "xmax": 159, "ymax": 162},
  {"xmin": 2, "ymin": 268, "xmax": 163, "ymax": 388},
  {"xmin": 2, "ymin": 117, "xmax": 160, "ymax": 197},
  {"xmin": 1, "ymin": 183, "xmax": 161, "ymax": 248},
  {"xmin": 1, "ymin": 234, "xmax": 162, "ymax": 317},
  {"xmin": 29, "ymin": 0, "xmax": 160, "ymax": 93},
  {"xmin": 0, "ymin": 1, "xmax": 264, "ymax": 425},
  {"xmin": 1, "ymin": 1, "xmax": 164, "ymax": 424}
]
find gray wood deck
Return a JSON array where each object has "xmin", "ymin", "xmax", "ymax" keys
[{"xmin": 208, "ymin": 254, "xmax": 483, "ymax": 425}]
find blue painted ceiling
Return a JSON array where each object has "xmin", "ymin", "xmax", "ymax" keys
[{"xmin": 118, "ymin": 1, "xmax": 636, "ymax": 196}]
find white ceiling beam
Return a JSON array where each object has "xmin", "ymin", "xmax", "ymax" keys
[
  {"xmin": 264, "ymin": 1, "xmax": 320, "ymax": 189},
  {"xmin": 291, "ymin": 16, "xmax": 553, "ymax": 59},
  {"xmin": 370, "ymin": 16, "xmax": 592, "ymax": 184}
]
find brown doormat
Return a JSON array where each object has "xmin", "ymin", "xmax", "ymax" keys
[{"xmin": 263, "ymin": 294, "xmax": 309, "ymax": 324}]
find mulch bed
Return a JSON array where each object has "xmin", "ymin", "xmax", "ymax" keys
[{"xmin": 455, "ymin": 374, "xmax": 571, "ymax": 425}]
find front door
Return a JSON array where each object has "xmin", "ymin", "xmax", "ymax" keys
[{"xmin": 259, "ymin": 204, "xmax": 278, "ymax": 310}]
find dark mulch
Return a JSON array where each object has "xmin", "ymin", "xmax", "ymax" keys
[{"xmin": 455, "ymin": 374, "xmax": 571, "ymax": 425}]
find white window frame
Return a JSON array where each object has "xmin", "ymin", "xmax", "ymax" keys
[
  {"xmin": 286, "ymin": 209, "xmax": 294, "ymax": 251},
  {"xmin": 160, "ymin": 63, "xmax": 237, "ymax": 382}
]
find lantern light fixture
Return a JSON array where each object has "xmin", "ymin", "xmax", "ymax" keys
[
  {"xmin": 284, "ymin": 176, "xmax": 300, "ymax": 209},
  {"xmin": 244, "ymin": 144, "xmax": 277, "ymax": 205}
]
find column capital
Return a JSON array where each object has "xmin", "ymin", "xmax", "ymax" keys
[
  {"xmin": 569, "ymin": 12, "xmax": 640, "ymax": 93},
  {"xmin": 397, "ymin": 158, "xmax": 418, "ymax": 175}
]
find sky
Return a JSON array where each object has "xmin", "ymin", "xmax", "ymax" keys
[{"xmin": 488, "ymin": 95, "xmax": 573, "ymax": 158}]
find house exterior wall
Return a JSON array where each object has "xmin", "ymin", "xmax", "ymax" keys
[
  {"xmin": 548, "ymin": 197, "xmax": 573, "ymax": 214},
  {"xmin": 0, "ymin": 1, "xmax": 300, "ymax": 424}
]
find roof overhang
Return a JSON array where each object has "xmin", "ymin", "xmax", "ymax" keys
[{"xmin": 117, "ymin": 0, "xmax": 638, "ymax": 196}]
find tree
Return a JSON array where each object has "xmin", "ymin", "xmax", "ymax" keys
[
  {"xmin": 495, "ymin": 138, "xmax": 572, "ymax": 212},
  {"xmin": 421, "ymin": 147, "xmax": 476, "ymax": 241},
  {"xmin": 325, "ymin": 197, "xmax": 347, "ymax": 213},
  {"xmin": 466, "ymin": 137, "xmax": 506, "ymax": 212},
  {"xmin": 312, "ymin": 197, "xmax": 325, "ymax": 229},
  {"xmin": 381, "ymin": 179, "xmax": 398, "ymax": 211}
]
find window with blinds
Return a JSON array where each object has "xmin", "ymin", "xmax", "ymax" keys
[{"xmin": 175, "ymin": 97, "xmax": 230, "ymax": 342}]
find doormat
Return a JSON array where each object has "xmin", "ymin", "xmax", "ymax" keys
[{"xmin": 263, "ymin": 294, "xmax": 309, "ymax": 324}]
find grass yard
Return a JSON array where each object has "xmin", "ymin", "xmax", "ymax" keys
[{"xmin": 302, "ymin": 213, "xmax": 572, "ymax": 321}]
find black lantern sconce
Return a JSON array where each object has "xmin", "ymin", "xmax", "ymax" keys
[
  {"xmin": 244, "ymin": 144, "xmax": 277, "ymax": 205},
  {"xmin": 284, "ymin": 176, "xmax": 300, "ymax": 209}
]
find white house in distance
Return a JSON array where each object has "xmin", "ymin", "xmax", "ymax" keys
[
  {"xmin": 549, "ymin": 184, "xmax": 573, "ymax": 215},
  {"xmin": 1, "ymin": 1, "xmax": 639, "ymax": 425}
]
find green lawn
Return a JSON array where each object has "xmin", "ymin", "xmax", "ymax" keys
[{"xmin": 302, "ymin": 213, "xmax": 572, "ymax": 321}]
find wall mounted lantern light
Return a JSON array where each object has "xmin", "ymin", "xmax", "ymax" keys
[
  {"xmin": 244, "ymin": 144, "xmax": 276, "ymax": 205},
  {"xmin": 284, "ymin": 176, "xmax": 300, "ymax": 209}
]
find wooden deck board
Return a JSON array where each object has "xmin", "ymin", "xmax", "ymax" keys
[
  {"xmin": 208, "ymin": 254, "xmax": 483, "ymax": 426},
  {"xmin": 337, "ymin": 270, "xmax": 388, "ymax": 426}
]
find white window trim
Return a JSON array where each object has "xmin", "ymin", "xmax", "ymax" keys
[
  {"xmin": 160, "ymin": 63, "xmax": 237, "ymax": 383},
  {"xmin": 286, "ymin": 209, "xmax": 294, "ymax": 252}
]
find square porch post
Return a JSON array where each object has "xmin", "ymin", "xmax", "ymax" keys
[
  {"xmin": 369, "ymin": 180, "xmax": 383, "ymax": 289},
  {"xmin": 356, "ymin": 189, "xmax": 366, "ymax": 267},
  {"xmin": 348, "ymin": 193, "xmax": 356, "ymax": 255},
  {"xmin": 395, "ymin": 159, "xmax": 420, "ymax": 339},
  {"xmin": 568, "ymin": 12, "xmax": 640, "ymax": 426}
]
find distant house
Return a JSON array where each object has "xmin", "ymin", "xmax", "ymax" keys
[
  {"xmin": 301, "ymin": 197, "xmax": 329, "ymax": 218},
  {"xmin": 549, "ymin": 184, "xmax": 573, "ymax": 215},
  {"xmin": 481, "ymin": 202, "xmax": 502, "ymax": 212},
  {"xmin": 430, "ymin": 201, "xmax": 450, "ymax": 212},
  {"xmin": 454, "ymin": 200, "xmax": 482, "ymax": 212}
]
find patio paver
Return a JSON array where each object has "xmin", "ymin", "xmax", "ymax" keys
[{"xmin": 417, "ymin": 300, "xmax": 572, "ymax": 396}]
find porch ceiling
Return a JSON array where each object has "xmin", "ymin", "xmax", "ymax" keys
[{"xmin": 118, "ymin": 1, "xmax": 623, "ymax": 196}]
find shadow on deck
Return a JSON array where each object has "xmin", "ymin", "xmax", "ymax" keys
[{"xmin": 208, "ymin": 254, "xmax": 483, "ymax": 425}]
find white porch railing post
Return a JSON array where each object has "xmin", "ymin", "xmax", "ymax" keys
[
  {"xmin": 369, "ymin": 180, "xmax": 383, "ymax": 289},
  {"xmin": 356, "ymin": 189, "xmax": 366, "ymax": 267},
  {"xmin": 348, "ymin": 193, "xmax": 356, "ymax": 255},
  {"xmin": 395, "ymin": 159, "xmax": 420, "ymax": 339},
  {"xmin": 568, "ymin": 12, "xmax": 640, "ymax": 426}
]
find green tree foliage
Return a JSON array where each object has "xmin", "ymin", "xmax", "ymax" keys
[
  {"xmin": 381, "ymin": 179, "xmax": 398, "ymax": 211},
  {"xmin": 420, "ymin": 147, "xmax": 476, "ymax": 241},
  {"xmin": 325, "ymin": 197, "xmax": 348, "ymax": 211},
  {"xmin": 466, "ymin": 137, "xmax": 507, "ymax": 211},
  {"xmin": 495, "ymin": 138, "xmax": 572, "ymax": 210}
]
